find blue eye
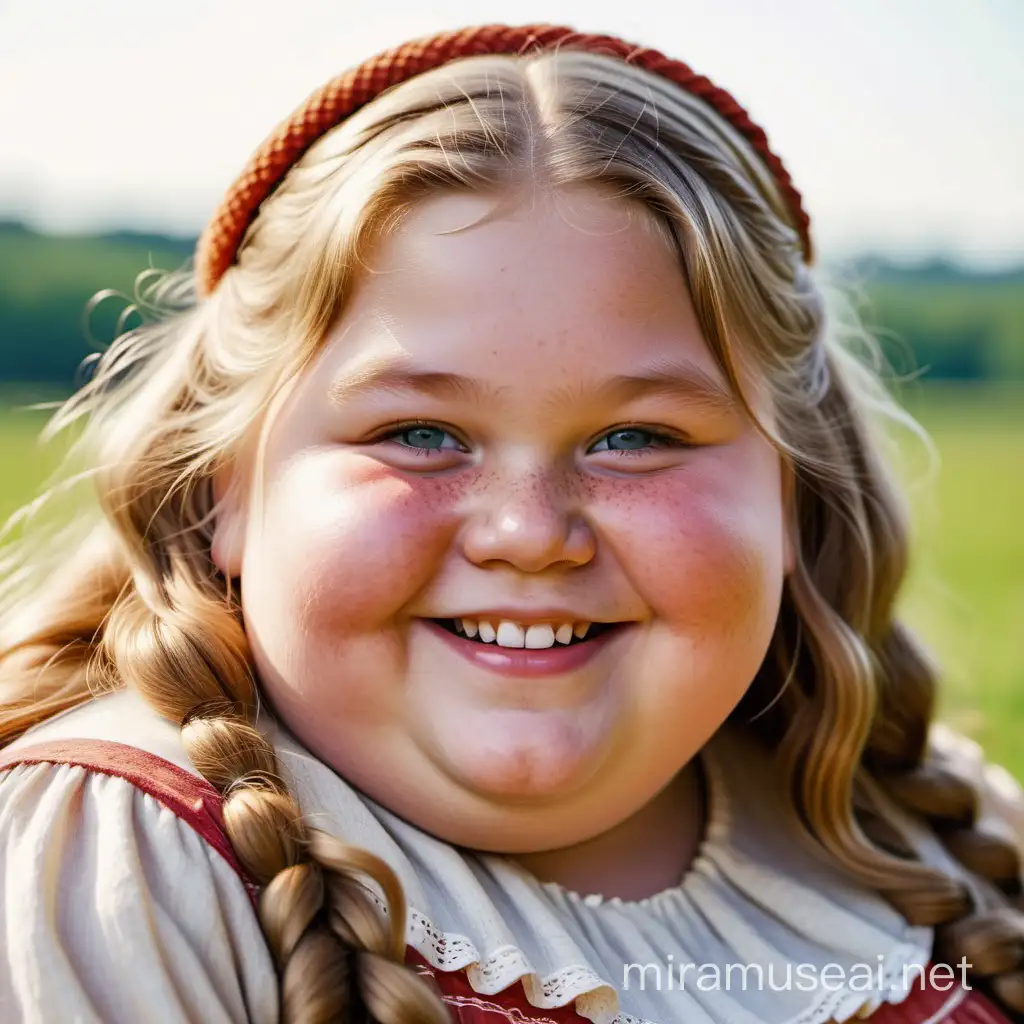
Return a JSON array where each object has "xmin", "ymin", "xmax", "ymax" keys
[
  {"xmin": 398, "ymin": 426, "xmax": 446, "ymax": 449},
  {"xmin": 589, "ymin": 428, "xmax": 686, "ymax": 455},
  {"xmin": 383, "ymin": 423, "xmax": 464, "ymax": 455},
  {"xmin": 596, "ymin": 428, "xmax": 651, "ymax": 451}
]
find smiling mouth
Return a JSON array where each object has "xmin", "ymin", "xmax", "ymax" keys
[{"xmin": 430, "ymin": 619, "xmax": 619, "ymax": 647}]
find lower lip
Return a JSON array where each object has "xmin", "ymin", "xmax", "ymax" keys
[{"xmin": 423, "ymin": 619, "xmax": 624, "ymax": 678}]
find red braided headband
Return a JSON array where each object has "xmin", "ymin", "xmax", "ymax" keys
[{"xmin": 195, "ymin": 23, "xmax": 812, "ymax": 296}]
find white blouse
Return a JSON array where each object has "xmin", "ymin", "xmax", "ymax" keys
[{"xmin": 1, "ymin": 689, "xmax": 1022, "ymax": 1024}]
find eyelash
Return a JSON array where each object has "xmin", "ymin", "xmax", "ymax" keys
[{"xmin": 374, "ymin": 420, "xmax": 693, "ymax": 458}]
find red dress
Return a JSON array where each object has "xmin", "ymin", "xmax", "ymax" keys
[{"xmin": 0, "ymin": 739, "xmax": 1013, "ymax": 1024}]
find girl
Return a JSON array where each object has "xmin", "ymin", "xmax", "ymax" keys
[{"xmin": 1, "ymin": 22, "xmax": 1022, "ymax": 1024}]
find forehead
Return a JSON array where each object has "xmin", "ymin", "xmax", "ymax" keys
[{"xmin": 325, "ymin": 186, "xmax": 721, "ymax": 384}]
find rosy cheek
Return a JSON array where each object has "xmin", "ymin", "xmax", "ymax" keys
[
  {"xmin": 585, "ymin": 457, "xmax": 782, "ymax": 627},
  {"xmin": 264, "ymin": 455, "xmax": 467, "ymax": 629}
]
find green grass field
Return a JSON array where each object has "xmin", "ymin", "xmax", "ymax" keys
[
  {"xmin": 895, "ymin": 385, "xmax": 1024, "ymax": 778},
  {"xmin": 0, "ymin": 385, "xmax": 1021, "ymax": 778}
]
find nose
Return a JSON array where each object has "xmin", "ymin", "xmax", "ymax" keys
[{"xmin": 459, "ymin": 467, "xmax": 596, "ymax": 573}]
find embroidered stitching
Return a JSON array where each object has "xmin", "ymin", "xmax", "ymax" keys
[
  {"xmin": 442, "ymin": 993, "xmax": 565, "ymax": 1023},
  {"xmin": 919, "ymin": 986, "xmax": 968, "ymax": 1024}
]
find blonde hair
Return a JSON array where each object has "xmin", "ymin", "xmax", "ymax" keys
[{"xmin": 3, "ymin": 50, "xmax": 1023, "ymax": 1020}]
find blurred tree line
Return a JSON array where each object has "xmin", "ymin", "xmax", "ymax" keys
[{"xmin": 1, "ymin": 220, "xmax": 1022, "ymax": 386}]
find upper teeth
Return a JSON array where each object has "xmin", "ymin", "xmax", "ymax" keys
[{"xmin": 455, "ymin": 619, "xmax": 590, "ymax": 648}]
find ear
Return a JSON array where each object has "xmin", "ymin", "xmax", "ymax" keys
[{"xmin": 210, "ymin": 460, "xmax": 248, "ymax": 579}]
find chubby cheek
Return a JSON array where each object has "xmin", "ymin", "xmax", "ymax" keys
[
  {"xmin": 242, "ymin": 455, "xmax": 461, "ymax": 719},
  {"xmin": 588, "ymin": 451, "xmax": 786, "ymax": 779},
  {"xmin": 590, "ymin": 445, "xmax": 786, "ymax": 668},
  {"xmin": 259, "ymin": 454, "xmax": 460, "ymax": 626}
]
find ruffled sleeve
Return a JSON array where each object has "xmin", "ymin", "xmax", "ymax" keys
[
  {"xmin": 929, "ymin": 724, "xmax": 1024, "ymax": 862},
  {"xmin": 0, "ymin": 759, "xmax": 278, "ymax": 1024}
]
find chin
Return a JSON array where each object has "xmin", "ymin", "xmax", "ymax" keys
[{"xmin": 429, "ymin": 708, "xmax": 614, "ymax": 805}]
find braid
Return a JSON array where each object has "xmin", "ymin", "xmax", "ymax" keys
[
  {"xmin": 855, "ymin": 615, "xmax": 1024, "ymax": 1011},
  {"xmin": 103, "ymin": 561, "xmax": 448, "ymax": 1024},
  {"xmin": 876, "ymin": 734, "xmax": 1024, "ymax": 1012}
]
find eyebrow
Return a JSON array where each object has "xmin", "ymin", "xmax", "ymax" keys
[
  {"xmin": 328, "ymin": 359, "xmax": 499, "ymax": 405},
  {"xmin": 327, "ymin": 355, "xmax": 740, "ymax": 416},
  {"xmin": 586, "ymin": 361, "xmax": 740, "ymax": 417}
]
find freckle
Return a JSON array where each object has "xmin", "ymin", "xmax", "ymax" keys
[{"xmin": 427, "ymin": 474, "xmax": 470, "ymax": 502}]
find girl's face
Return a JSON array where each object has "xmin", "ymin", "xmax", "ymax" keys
[{"xmin": 213, "ymin": 186, "xmax": 793, "ymax": 852}]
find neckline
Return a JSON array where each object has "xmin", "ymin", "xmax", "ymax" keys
[
  {"xmin": 269, "ymin": 713, "xmax": 936, "ymax": 1024},
  {"xmin": 534, "ymin": 735, "xmax": 731, "ymax": 909}
]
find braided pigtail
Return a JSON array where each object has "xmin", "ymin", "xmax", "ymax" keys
[
  {"xmin": 103, "ymin": 556, "xmax": 448, "ymax": 1024},
  {"xmin": 871, "ymin": 705, "xmax": 1024, "ymax": 1012},
  {"xmin": 858, "ymin": 609, "xmax": 1024, "ymax": 1009}
]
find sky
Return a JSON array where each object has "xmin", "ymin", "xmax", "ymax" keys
[{"xmin": 0, "ymin": 0, "xmax": 1021, "ymax": 267}]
